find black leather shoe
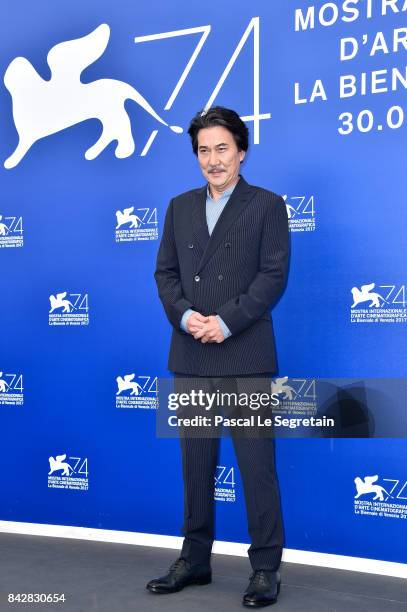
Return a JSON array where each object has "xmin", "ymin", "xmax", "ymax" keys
[
  {"xmin": 242, "ymin": 570, "xmax": 281, "ymax": 607},
  {"xmin": 146, "ymin": 557, "xmax": 212, "ymax": 594}
]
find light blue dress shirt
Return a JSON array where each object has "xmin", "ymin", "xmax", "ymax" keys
[{"xmin": 180, "ymin": 181, "xmax": 238, "ymax": 339}]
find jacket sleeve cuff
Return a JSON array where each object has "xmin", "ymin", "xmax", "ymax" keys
[
  {"xmin": 180, "ymin": 308, "xmax": 195, "ymax": 333},
  {"xmin": 215, "ymin": 315, "xmax": 232, "ymax": 339}
]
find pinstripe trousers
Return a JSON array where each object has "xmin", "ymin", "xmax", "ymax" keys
[{"xmin": 174, "ymin": 372, "xmax": 284, "ymax": 571}]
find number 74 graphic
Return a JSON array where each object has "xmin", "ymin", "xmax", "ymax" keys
[{"xmin": 134, "ymin": 17, "xmax": 270, "ymax": 156}]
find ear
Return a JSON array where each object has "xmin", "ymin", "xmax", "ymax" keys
[{"xmin": 239, "ymin": 150, "xmax": 246, "ymax": 162}]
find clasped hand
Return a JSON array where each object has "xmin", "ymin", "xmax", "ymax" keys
[{"xmin": 186, "ymin": 312, "xmax": 225, "ymax": 344}]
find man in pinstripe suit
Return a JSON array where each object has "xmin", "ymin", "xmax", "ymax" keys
[{"xmin": 148, "ymin": 107, "xmax": 289, "ymax": 607}]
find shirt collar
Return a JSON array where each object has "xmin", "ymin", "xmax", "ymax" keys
[{"xmin": 206, "ymin": 177, "xmax": 240, "ymax": 201}]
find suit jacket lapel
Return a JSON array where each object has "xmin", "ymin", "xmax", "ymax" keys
[
  {"xmin": 192, "ymin": 184, "xmax": 211, "ymax": 254},
  {"xmin": 192, "ymin": 175, "xmax": 257, "ymax": 274}
]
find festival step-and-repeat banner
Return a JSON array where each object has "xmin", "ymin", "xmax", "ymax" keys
[{"xmin": 1, "ymin": 1, "xmax": 406, "ymax": 564}]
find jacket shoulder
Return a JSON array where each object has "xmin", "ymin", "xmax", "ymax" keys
[
  {"xmin": 245, "ymin": 185, "xmax": 285, "ymax": 215},
  {"xmin": 250, "ymin": 185, "xmax": 284, "ymax": 203},
  {"xmin": 171, "ymin": 187, "xmax": 202, "ymax": 205}
]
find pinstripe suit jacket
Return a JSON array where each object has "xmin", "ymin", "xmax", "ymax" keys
[{"xmin": 154, "ymin": 175, "xmax": 289, "ymax": 375}]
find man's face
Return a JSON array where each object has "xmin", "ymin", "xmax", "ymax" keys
[{"xmin": 196, "ymin": 126, "xmax": 245, "ymax": 194}]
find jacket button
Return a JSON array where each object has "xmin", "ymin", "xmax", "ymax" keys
[
  {"xmin": 218, "ymin": 274, "xmax": 223, "ymax": 281},
  {"xmin": 194, "ymin": 275, "xmax": 200, "ymax": 282},
  {"xmin": 225, "ymin": 242, "xmax": 231, "ymax": 248},
  {"xmin": 188, "ymin": 243, "xmax": 194, "ymax": 248}
]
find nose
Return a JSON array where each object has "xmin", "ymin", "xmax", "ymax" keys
[{"xmin": 209, "ymin": 149, "xmax": 220, "ymax": 167}]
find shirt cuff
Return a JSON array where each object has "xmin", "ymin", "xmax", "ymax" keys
[
  {"xmin": 180, "ymin": 308, "xmax": 195, "ymax": 333},
  {"xmin": 216, "ymin": 315, "xmax": 232, "ymax": 339}
]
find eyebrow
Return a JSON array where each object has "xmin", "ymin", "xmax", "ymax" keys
[{"xmin": 198, "ymin": 143, "xmax": 229, "ymax": 149}]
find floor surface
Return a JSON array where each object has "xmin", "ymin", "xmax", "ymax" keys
[{"xmin": 1, "ymin": 533, "xmax": 406, "ymax": 611}]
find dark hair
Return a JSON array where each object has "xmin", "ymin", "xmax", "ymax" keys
[{"xmin": 187, "ymin": 106, "xmax": 249, "ymax": 155}]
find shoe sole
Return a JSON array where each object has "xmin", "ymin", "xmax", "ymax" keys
[
  {"xmin": 242, "ymin": 599, "xmax": 277, "ymax": 608},
  {"xmin": 146, "ymin": 575, "xmax": 212, "ymax": 594}
]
